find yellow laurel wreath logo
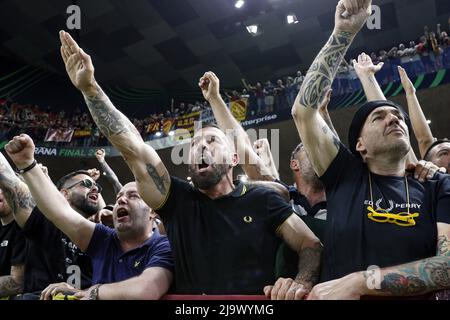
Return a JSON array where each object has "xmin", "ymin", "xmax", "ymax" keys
[{"xmin": 367, "ymin": 206, "xmax": 419, "ymax": 227}]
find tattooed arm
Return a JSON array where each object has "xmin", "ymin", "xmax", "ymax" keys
[
  {"xmin": 199, "ymin": 72, "xmax": 277, "ymax": 181},
  {"xmin": 264, "ymin": 214, "xmax": 322, "ymax": 300},
  {"xmin": 5, "ymin": 135, "xmax": 96, "ymax": 252},
  {"xmin": 95, "ymin": 149, "xmax": 123, "ymax": 195},
  {"xmin": 59, "ymin": 31, "xmax": 170, "ymax": 209},
  {"xmin": 308, "ymin": 222, "xmax": 450, "ymax": 299},
  {"xmin": 0, "ymin": 265, "xmax": 24, "ymax": 297},
  {"xmin": 291, "ymin": 0, "xmax": 372, "ymax": 177},
  {"xmin": 0, "ymin": 152, "xmax": 34, "ymax": 227}
]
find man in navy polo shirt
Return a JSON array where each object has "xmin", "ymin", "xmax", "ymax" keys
[{"xmin": 4, "ymin": 135, "xmax": 173, "ymax": 300}]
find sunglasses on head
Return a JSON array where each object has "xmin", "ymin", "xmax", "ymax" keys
[{"xmin": 65, "ymin": 179, "xmax": 102, "ymax": 193}]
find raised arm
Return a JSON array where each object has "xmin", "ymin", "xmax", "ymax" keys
[
  {"xmin": 291, "ymin": 0, "xmax": 371, "ymax": 176},
  {"xmin": 0, "ymin": 152, "xmax": 35, "ymax": 227},
  {"xmin": 318, "ymin": 89, "xmax": 340, "ymax": 139},
  {"xmin": 398, "ymin": 66, "xmax": 435, "ymax": 158},
  {"xmin": 199, "ymin": 72, "xmax": 277, "ymax": 181},
  {"xmin": 253, "ymin": 138, "xmax": 280, "ymax": 180},
  {"xmin": 353, "ymin": 52, "xmax": 386, "ymax": 101},
  {"xmin": 59, "ymin": 31, "xmax": 170, "ymax": 209},
  {"xmin": 95, "ymin": 149, "xmax": 123, "ymax": 194},
  {"xmin": 5, "ymin": 134, "xmax": 95, "ymax": 252}
]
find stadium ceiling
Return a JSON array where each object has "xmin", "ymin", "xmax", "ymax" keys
[{"xmin": 0, "ymin": 0, "xmax": 449, "ymax": 93}]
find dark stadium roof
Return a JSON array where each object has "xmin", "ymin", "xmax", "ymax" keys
[{"xmin": 0, "ymin": 0, "xmax": 449, "ymax": 93}]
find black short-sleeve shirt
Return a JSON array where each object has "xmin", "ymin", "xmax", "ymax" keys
[
  {"xmin": 156, "ymin": 176, "xmax": 293, "ymax": 294},
  {"xmin": 0, "ymin": 220, "xmax": 26, "ymax": 276},
  {"xmin": 21, "ymin": 207, "xmax": 92, "ymax": 292},
  {"xmin": 320, "ymin": 143, "xmax": 450, "ymax": 282}
]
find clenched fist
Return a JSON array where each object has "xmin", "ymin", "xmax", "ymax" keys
[{"xmin": 5, "ymin": 134, "xmax": 36, "ymax": 169}]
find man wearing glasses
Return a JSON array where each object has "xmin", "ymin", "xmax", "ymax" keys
[
  {"xmin": 0, "ymin": 153, "xmax": 102, "ymax": 299},
  {"xmin": 4, "ymin": 134, "xmax": 174, "ymax": 300}
]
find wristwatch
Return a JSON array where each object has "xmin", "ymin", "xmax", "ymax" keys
[{"xmin": 88, "ymin": 284, "xmax": 101, "ymax": 300}]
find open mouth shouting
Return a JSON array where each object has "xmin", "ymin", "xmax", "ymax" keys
[{"xmin": 116, "ymin": 207, "xmax": 130, "ymax": 223}]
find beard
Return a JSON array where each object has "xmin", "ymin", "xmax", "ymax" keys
[
  {"xmin": 189, "ymin": 163, "xmax": 229, "ymax": 190},
  {"xmin": 69, "ymin": 193, "xmax": 99, "ymax": 218}
]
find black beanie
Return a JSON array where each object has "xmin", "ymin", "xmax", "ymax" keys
[{"xmin": 348, "ymin": 100, "xmax": 411, "ymax": 159}]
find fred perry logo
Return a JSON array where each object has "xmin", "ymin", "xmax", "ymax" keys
[
  {"xmin": 0, "ymin": 240, "xmax": 8, "ymax": 247},
  {"xmin": 243, "ymin": 216, "xmax": 253, "ymax": 223}
]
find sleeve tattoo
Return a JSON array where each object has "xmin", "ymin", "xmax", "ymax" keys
[
  {"xmin": 295, "ymin": 242, "xmax": 322, "ymax": 288},
  {"xmin": 299, "ymin": 31, "xmax": 353, "ymax": 109},
  {"xmin": 84, "ymin": 84, "xmax": 141, "ymax": 139},
  {"xmin": 378, "ymin": 234, "xmax": 450, "ymax": 296},
  {"xmin": 0, "ymin": 163, "xmax": 35, "ymax": 215}
]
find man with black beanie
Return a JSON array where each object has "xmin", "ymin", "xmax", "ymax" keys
[{"xmin": 291, "ymin": 0, "xmax": 450, "ymax": 299}]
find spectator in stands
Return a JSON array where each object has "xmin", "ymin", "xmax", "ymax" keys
[
  {"xmin": 0, "ymin": 187, "xmax": 26, "ymax": 298},
  {"xmin": 285, "ymin": 76, "xmax": 296, "ymax": 108},
  {"xmin": 293, "ymin": 71, "xmax": 304, "ymax": 93},
  {"xmin": 292, "ymin": 0, "xmax": 450, "ymax": 299},
  {"xmin": 264, "ymin": 80, "xmax": 275, "ymax": 113},
  {"xmin": 58, "ymin": 30, "xmax": 321, "ymax": 299},
  {"xmin": 5, "ymin": 135, "xmax": 174, "ymax": 300},
  {"xmin": 274, "ymin": 79, "xmax": 287, "ymax": 110}
]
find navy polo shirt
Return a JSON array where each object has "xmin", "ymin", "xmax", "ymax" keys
[{"xmin": 86, "ymin": 224, "xmax": 174, "ymax": 284}]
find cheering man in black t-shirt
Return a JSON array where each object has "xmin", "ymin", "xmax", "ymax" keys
[
  {"xmin": 56, "ymin": 30, "xmax": 322, "ymax": 299},
  {"xmin": 292, "ymin": 0, "xmax": 450, "ymax": 299}
]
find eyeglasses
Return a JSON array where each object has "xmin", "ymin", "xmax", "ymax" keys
[{"xmin": 65, "ymin": 179, "xmax": 102, "ymax": 193}]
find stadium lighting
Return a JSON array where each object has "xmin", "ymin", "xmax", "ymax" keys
[
  {"xmin": 155, "ymin": 131, "xmax": 162, "ymax": 137},
  {"xmin": 287, "ymin": 14, "xmax": 298, "ymax": 24},
  {"xmin": 235, "ymin": 0, "xmax": 245, "ymax": 9},
  {"xmin": 187, "ymin": 176, "xmax": 192, "ymax": 181},
  {"xmin": 168, "ymin": 130, "xmax": 175, "ymax": 136},
  {"xmin": 246, "ymin": 24, "xmax": 259, "ymax": 35}
]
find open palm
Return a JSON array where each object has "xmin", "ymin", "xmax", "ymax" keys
[{"xmin": 59, "ymin": 30, "xmax": 95, "ymax": 94}]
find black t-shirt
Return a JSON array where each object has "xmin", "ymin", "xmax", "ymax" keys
[
  {"xmin": 0, "ymin": 220, "xmax": 26, "ymax": 276},
  {"xmin": 21, "ymin": 207, "xmax": 92, "ymax": 293},
  {"xmin": 320, "ymin": 144, "xmax": 450, "ymax": 282},
  {"xmin": 156, "ymin": 176, "xmax": 293, "ymax": 294}
]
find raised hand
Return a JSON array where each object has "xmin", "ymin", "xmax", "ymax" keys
[
  {"xmin": 353, "ymin": 52, "xmax": 384, "ymax": 77},
  {"xmin": 59, "ymin": 30, "xmax": 97, "ymax": 96},
  {"xmin": 198, "ymin": 71, "xmax": 220, "ymax": 102},
  {"xmin": 87, "ymin": 168, "xmax": 101, "ymax": 181},
  {"xmin": 335, "ymin": 0, "xmax": 372, "ymax": 35},
  {"xmin": 4, "ymin": 134, "xmax": 36, "ymax": 169},
  {"xmin": 95, "ymin": 148, "xmax": 106, "ymax": 163},
  {"xmin": 398, "ymin": 66, "xmax": 416, "ymax": 95}
]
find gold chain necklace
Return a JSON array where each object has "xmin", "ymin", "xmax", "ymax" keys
[{"xmin": 367, "ymin": 172, "xmax": 419, "ymax": 227}]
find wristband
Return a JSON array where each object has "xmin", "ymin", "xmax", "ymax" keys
[{"xmin": 16, "ymin": 160, "xmax": 37, "ymax": 174}]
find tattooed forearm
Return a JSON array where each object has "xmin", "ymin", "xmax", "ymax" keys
[
  {"xmin": 0, "ymin": 171, "xmax": 35, "ymax": 215},
  {"xmin": 99, "ymin": 161, "xmax": 123, "ymax": 194},
  {"xmin": 295, "ymin": 242, "xmax": 322, "ymax": 288},
  {"xmin": 379, "ymin": 256, "xmax": 450, "ymax": 296},
  {"xmin": 0, "ymin": 276, "xmax": 23, "ymax": 297},
  {"xmin": 84, "ymin": 84, "xmax": 141, "ymax": 139},
  {"xmin": 146, "ymin": 164, "xmax": 170, "ymax": 195},
  {"xmin": 437, "ymin": 235, "xmax": 450, "ymax": 256},
  {"xmin": 299, "ymin": 31, "xmax": 354, "ymax": 109}
]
